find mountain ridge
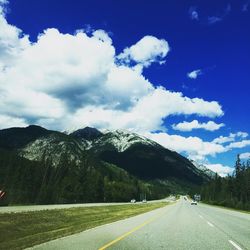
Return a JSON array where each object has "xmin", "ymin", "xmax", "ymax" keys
[{"xmin": 0, "ymin": 125, "xmax": 215, "ymax": 204}]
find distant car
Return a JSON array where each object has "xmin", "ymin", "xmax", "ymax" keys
[
  {"xmin": 191, "ymin": 200, "xmax": 197, "ymax": 205},
  {"xmin": 142, "ymin": 199, "xmax": 147, "ymax": 203},
  {"xmin": 130, "ymin": 199, "xmax": 136, "ymax": 203}
]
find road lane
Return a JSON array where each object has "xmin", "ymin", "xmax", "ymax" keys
[
  {"xmin": 107, "ymin": 199, "xmax": 233, "ymax": 250},
  {"xmin": 29, "ymin": 203, "xmax": 172, "ymax": 250},
  {"xmin": 194, "ymin": 202, "xmax": 250, "ymax": 250},
  {"xmin": 29, "ymin": 197, "xmax": 250, "ymax": 250}
]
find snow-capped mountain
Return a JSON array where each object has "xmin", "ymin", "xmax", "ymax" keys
[
  {"xmin": 97, "ymin": 129, "xmax": 159, "ymax": 152},
  {"xmin": 92, "ymin": 129, "xmax": 159, "ymax": 152},
  {"xmin": 0, "ymin": 125, "xmax": 217, "ymax": 205},
  {"xmin": 20, "ymin": 133, "xmax": 85, "ymax": 166},
  {"xmin": 189, "ymin": 159, "xmax": 216, "ymax": 179},
  {"xmin": 0, "ymin": 125, "xmax": 214, "ymax": 190}
]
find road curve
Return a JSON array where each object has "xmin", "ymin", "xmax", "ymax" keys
[{"xmin": 29, "ymin": 197, "xmax": 250, "ymax": 250}]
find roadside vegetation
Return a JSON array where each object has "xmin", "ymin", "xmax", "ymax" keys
[
  {"xmin": 0, "ymin": 202, "xmax": 167, "ymax": 250},
  {"xmin": 0, "ymin": 149, "xmax": 170, "ymax": 205},
  {"xmin": 199, "ymin": 155, "xmax": 250, "ymax": 211}
]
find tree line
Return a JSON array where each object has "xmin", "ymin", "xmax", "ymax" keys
[
  {"xmin": 199, "ymin": 155, "xmax": 250, "ymax": 210},
  {"xmin": 0, "ymin": 149, "xmax": 170, "ymax": 205}
]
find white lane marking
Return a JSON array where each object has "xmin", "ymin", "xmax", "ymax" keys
[
  {"xmin": 229, "ymin": 240, "xmax": 243, "ymax": 250},
  {"xmin": 207, "ymin": 221, "xmax": 214, "ymax": 227},
  {"xmin": 199, "ymin": 215, "xmax": 203, "ymax": 219}
]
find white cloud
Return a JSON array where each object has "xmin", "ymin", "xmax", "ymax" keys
[
  {"xmin": 205, "ymin": 164, "xmax": 233, "ymax": 177},
  {"xmin": 213, "ymin": 132, "xmax": 248, "ymax": 144},
  {"xmin": 0, "ymin": 114, "xmax": 28, "ymax": 129},
  {"xmin": 172, "ymin": 120, "xmax": 224, "ymax": 132},
  {"xmin": 189, "ymin": 6, "xmax": 199, "ymax": 20},
  {"xmin": 0, "ymin": 0, "xmax": 8, "ymax": 12},
  {"xmin": 236, "ymin": 132, "xmax": 248, "ymax": 138},
  {"xmin": 208, "ymin": 16, "xmax": 222, "ymax": 25},
  {"xmin": 240, "ymin": 152, "xmax": 250, "ymax": 160},
  {"xmin": 143, "ymin": 130, "xmax": 250, "ymax": 162},
  {"xmin": 117, "ymin": 35, "xmax": 170, "ymax": 67},
  {"xmin": 0, "ymin": 9, "xmax": 224, "ymax": 135},
  {"xmin": 187, "ymin": 69, "xmax": 202, "ymax": 79},
  {"xmin": 226, "ymin": 140, "xmax": 250, "ymax": 150},
  {"xmin": 144, "ymin": 132, "xmax": 226, "ymax": 161},
  {"xmin": 0, "ymin": 8, "xmax": 30, "ymax": 69},
  {"xmin": 212, "ymin": 135, "xmax": 235, "ymax": 144},
  {"xmin": 62, "ymin": 87, "xmax": 223, "ymax": 133},
  {"xmin": 207, "ymin": 4, "xmax": 231, "ymax": 25}
]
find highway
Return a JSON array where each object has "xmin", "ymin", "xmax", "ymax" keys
[
  {"xmin": 29, "ymin": 197, "xmax": 250, "ymax": 250},
  {"xmin": 0, "ymin": 202, "xmax": 128, "ymax": 214},
  {"xmin": 0, "ymin": 197, "xmax": 174, "ymax": 214}
]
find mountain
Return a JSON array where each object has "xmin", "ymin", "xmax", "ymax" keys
[
  {"xmin": 0, "ymin": 125, "xmax": 213, "ymax": 205},
  {"xmin": 0, "ymin": 125, "xmax": 52, "ymax": 150},
  {"xmin": 20, "ymin": 132, "xmax": 86, "ymax": 166},
  {"xmin": 189, "ymin": 159, "xmax": 216, "ymax": 179},
  {"xmin": 84, "ymin": 130, "xmax": 208, "ymax": 184},
  {"xmin": 70, "ymin": 127, "xmax": 103, "ymax": 141}
]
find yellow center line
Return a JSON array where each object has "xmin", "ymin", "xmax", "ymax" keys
[{"xmin": 98, "ymin": 208, "xmax": 166, "ymax": 250}]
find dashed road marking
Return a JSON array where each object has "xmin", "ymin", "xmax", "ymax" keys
[
  {"xmin": 229, "ymin": 240, "xmax": 243, "ymax": 250},
  {"xmin": 207, "ymin": 221, "xmax": 214, "ymax": 227}
]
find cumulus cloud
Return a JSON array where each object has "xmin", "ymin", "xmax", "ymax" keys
[
  {"xmin": 144, "ymin": 132, "xmax": 226, "ymax": 161},
  {"xmin": 205, "ymin": 164, "xmax": 233, "ymax": 177},
  {"xmin": 0, "ymin": 0, "xmax": 7, "ymax": 11},
  {"xmin": 61, "ymin": 87, "xmax": 223, "ymax": 133},
  {"xmin": 240, "ymin": 152, "xmax": 250, "ymax": 160},
  {"xmin": 172, "ymin": 120, "xmax": 224, "ymax": 132},
  {"xmin": 117, "ymin": 35, "xmax": 170, "ymax": 67},
  {"xmin": 144, "ymin": 130, "xmax": 250, "ymax": 162},
  {"xmin": 0, "ymin": 7, "xmax": 30, "ymax": 69},
  {"xmin": 212, "ymin": 132, "xmax": 248, "ymax": 144},
  {"xmin": 189, "ymin": 6, "xmax": 199, "ymax": 20},
  {"xmin": 226, "ymin": 140, "xmax": 250, "ymax": 150},
  {"xmin": 0, "ymin": 8, "xmax": 225, "ymax": 135},
  {"xmin": 187, "ymin": 69, "xmax": 202, "ymax": 79},
  {"xmin": 0, "ymin": 114, "xmax": 28, "ymax": 129}
]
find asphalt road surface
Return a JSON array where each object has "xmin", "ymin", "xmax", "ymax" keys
[
  {"xmin": 29, "ymin": 197, "xmax": 250, "ymax": 250},
  {"xmin": 0, "ymin": 197, "xmax": 174, "ymax": 214},
  {"xmin": 0, "ymin": 202, "xmax": 127, "ymax": 213}
]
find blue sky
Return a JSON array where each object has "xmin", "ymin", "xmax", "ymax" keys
[{"xmin": 0, "ymin": 0, "xmax": 249, "ymax": 175}]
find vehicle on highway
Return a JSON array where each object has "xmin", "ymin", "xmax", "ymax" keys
[
  {"xmin": 191, "ymin": 200, "xmax": 197, "ymax": 205},
  {"xmin": 130, "ymin": 199, "xmax": 136, "ymax": 203}
]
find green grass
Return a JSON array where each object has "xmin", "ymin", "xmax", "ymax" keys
[{"xmin": 0, "ymin": 202, "xmax": 167, "ymax": 250}]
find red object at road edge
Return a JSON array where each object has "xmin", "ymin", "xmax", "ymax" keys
[{"xmin": 0, "ymin": 190, "xmax": 6, "ymax": 199}]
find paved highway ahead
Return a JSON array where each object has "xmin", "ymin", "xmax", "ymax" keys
[{"xmin": 30, "ymin": 197, "xmax": 250, "ymax": 250}]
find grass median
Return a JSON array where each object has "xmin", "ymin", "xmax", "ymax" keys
[{"xmin": 0, "ymin": 202, "xmax": 168, "ymax": 250}]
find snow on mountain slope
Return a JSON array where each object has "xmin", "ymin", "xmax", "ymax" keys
[
  {"xmin": 93, "ymin": 129, "xmax": 160, "ymax": 152},
  {"xmin": 189, "ymin": 159, "xmax": 216, "ymax": 179},
  {"xmin": 20, "ymin": 133, "xmax": 86, "ymax": 166}
]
